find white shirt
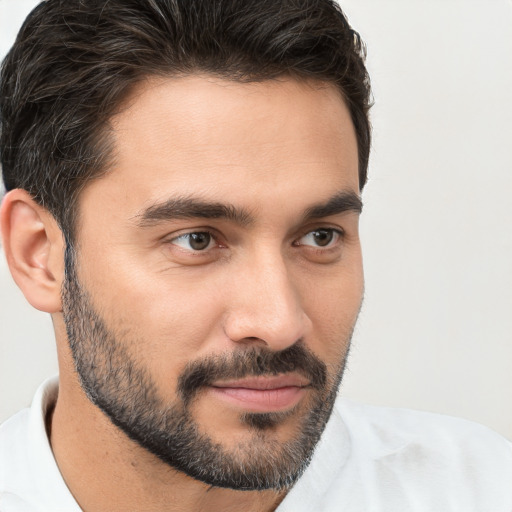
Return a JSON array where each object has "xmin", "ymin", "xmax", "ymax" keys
[{"xmin": 1, "ymin": 377, "xmax": 511, "ymax": 511}]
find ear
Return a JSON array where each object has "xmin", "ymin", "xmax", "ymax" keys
[{"xmin": 1, "ymin": 189, "xmax": 65, "ymax": 313}]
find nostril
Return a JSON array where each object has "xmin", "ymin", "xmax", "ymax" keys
[{"xmin": 236, "ymin": 336, "xmax": 267, "ymax": 347}]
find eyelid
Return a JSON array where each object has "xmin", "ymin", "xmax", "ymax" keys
[
  {"xmin": 162, "ymin": 225, "xmax": 345, "ymax": 254},
  {"xmin": 293, "ymin": 226, "xmax": 345, "ymax": 247},
  {"xmin": 164, "ymin": 226, "xmax": 216, "ymax": 241}
]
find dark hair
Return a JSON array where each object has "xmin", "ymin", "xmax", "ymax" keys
[{"xmin": 0, "ymin": 0, "xmax": 371, "ymax": 239}]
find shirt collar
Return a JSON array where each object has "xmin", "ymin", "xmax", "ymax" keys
[{"xmin": 276, "ymin": 401, "xmax": 351, "ymax": 511}]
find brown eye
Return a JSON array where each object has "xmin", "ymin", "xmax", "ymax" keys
[
  {"xmin": 189, "ymin": 232, "xmax": 211, "ymax": 250},
  {"xmin": 296, "ymin": 228, "xmax": 341, "ymax": 248},
  {"xmin": 171, "ymin": 232, "xmax": 213, "ymax": 251},
  {"xmin": 312, "ymin": 229, "xmax": 333, "ymax": 247}
]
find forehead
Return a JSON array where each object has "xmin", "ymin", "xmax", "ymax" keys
[{"xmin": 80, "ymin": 74, "xmax": 359, "ymax": 221}]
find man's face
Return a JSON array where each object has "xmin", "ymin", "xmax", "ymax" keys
[{"xmin": 62, "ymin": 76, "xmax": 363, "ymax": 490}]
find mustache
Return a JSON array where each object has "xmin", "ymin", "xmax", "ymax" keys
[{"xmin": 177, "ymin": 342, "xmax": 327, "ymax": 404}]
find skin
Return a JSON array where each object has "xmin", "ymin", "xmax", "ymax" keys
[{"xmin": 0, "ymin": 75, "xmax": 363, "ymax": 512}]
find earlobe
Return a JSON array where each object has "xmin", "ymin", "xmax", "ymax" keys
[{"xmin": 0, "ymin": 189, "xmax": 65, "ymax": 313}]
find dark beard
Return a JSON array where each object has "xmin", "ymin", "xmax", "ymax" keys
[{"xmin": 61, "ymin": 244, "xmax": 348, "ymax": 490}]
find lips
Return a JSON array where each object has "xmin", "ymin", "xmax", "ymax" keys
[{"xmin": 209, "ymin": 374, "xmax": 310, "ymax": 412}]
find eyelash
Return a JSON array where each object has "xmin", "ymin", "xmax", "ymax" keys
[{"xmin": 167, "ymin": 227, "xmax": 344, "ymax": 253}]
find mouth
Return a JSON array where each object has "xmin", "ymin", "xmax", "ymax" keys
[{"xmin": 208, "ymin": 374, "xmax": 310, "ymax": 413}]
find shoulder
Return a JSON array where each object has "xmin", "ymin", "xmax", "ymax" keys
[
  {"xmin": 0, "ymin": 377, "xmax": 79, "ymax": 512},
  {"xmin": 0, "ymin": 407, "xmax": 32, "ymax": 477},
  {"xmin": 330, "ymin": 399, "xmax": 512, "ymax": 510},
  {"xmin": 0, "ymin": 405, "xmax": 31, "ymax": 453},
  {"xmin": 336, "ymin": 398, "xmax": 512, "ymax": 460},
  {"xmin": 0, "ymin": 408, "xmax": 38, "ymax": 511},
  {"xmin": 280, "ymin": 400, "xmax": 512, "ymax": 511}
]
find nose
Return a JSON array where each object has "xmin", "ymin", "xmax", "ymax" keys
[{"xmin": 223, "ymin": 250, "xmax": 312, "ymax": 351}]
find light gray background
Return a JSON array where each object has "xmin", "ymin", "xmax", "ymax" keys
[{"xmin": 1, "ymin": 0, "xmax": 511, "ymax": 439}]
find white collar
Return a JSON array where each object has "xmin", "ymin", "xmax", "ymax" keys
[{"xmin": 1, "ymin": 376, "xmax": 81, "ymax": 511}]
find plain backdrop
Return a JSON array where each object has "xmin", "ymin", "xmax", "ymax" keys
[{"xmin": 1, "ymin": 0, "xmax": 511, "ymax": 439}]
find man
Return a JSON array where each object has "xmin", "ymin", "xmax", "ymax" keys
[{"xmin": 0, "ymin": 1, "xmax": 510, "ymax": 511}]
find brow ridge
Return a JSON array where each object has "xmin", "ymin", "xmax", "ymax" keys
[
  {"xmin": 303, "ymin": 191, "xmax": 363, "ymax": 220},
  {"xmin": 135, "ymin": 190, "xmax": 362, "ymax": 228},
  {"xmin": 136, "ymin": 197, "xmax": 253, "ymax": 227}
]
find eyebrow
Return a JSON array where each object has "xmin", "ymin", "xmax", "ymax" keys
[
  {"xmin": 135, "ymin": 190, "xmax": 362, "ymax": 228},
  {"xmin": 135, "ymin": 197, "xmax": 253, "ymax": 227},
  {"xmin": 303, "ymin": 190, "xmax": 363, "ymax": 220}
]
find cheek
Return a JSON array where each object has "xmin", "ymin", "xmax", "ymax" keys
[
  {"xmin": 301, "ymin": 264, "xmax": 363, "ymax": 363},
  {"xmin": 81, "ymin": 259, "xmax": 227, "ymax": 388}
]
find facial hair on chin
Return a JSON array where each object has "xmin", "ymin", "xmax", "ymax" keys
[{"xmin": 61, "ymin": 245, "xmax": 350, "ymax": 490}]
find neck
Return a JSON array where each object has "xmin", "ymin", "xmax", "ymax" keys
[{"xmin": 49, "ymin": 374, "xmax": 287, "ymax": 512}]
